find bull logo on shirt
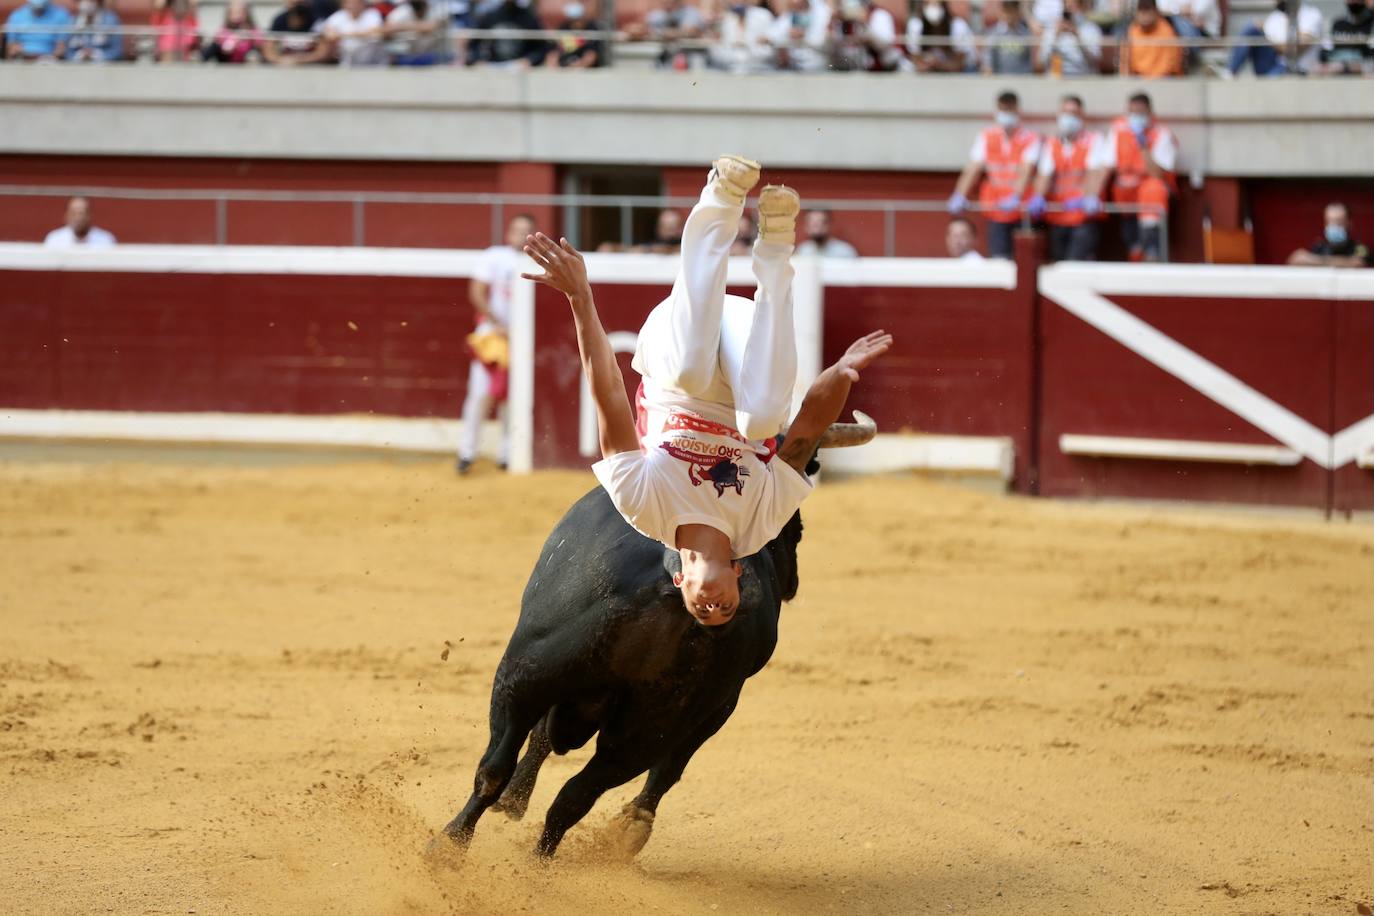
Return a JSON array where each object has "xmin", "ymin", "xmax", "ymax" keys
[
  {"xmin": 660, "ymin": 441, "xmax": 751, "ymax": 497},
  {"xmin": 702, "ymin": 458, "xmax": 747, "ymax": 497}
]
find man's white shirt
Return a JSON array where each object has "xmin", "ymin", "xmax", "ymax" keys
[
  {"xmin": 474, "ymin": 245, "xmax": 518, "ymax": 333},
  {"xmin": 44, "ymin": 226, "xmax": 116, "ymax": 248},
  {"xmin": 593, "ymin": 417, "xmax": 813, "ymax": 559}
]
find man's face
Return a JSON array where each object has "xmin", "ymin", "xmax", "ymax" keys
[
  {"xmin": 946, "ymin": 220, "xmax": 975, "ymax": 257},
  {"xmin": 1135, "ymin": 6, "xmax": 1158, "ymax": 28},
  {"xmin": 1128, "ymin": 100, "xmax": 1151, "ymax": 123},
  {"xmin": 506, "ymin": 217, "xmax": 535, "ymax": 248},
  {"xmin": 1325, "ymin": 205, "xmax": 1350, "ymax": 230},
  {"xmin": 66, "ymin": 199, "xmax": 92, "ymax": 236},
  {"xmin": 1002, "ymin": 2, "xmax": 1021, "ymax": 22},
  {"xmin": 805, "ymin": 210, "xmax": 830, "ymax": 241},
  {"xmin": 674, "ymin": 556, "xmax": 742, "ymax": 627},
  {"xmin": 343, "ymin": 0, "xmax": 363, "ymax": 14},
  {"xmin": 1061, "ymin": 100, "xmax": 1083, "ymax": 120},
  {"xmin": 656, "ymin": 209, "xmax": 683, "ymax": 242}
]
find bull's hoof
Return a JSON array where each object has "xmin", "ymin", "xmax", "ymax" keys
[
  {"xmin": 492, "ymin": 793, "xmax": 530, "ymax": 822},
  {"xmin": 423, "ymin": 832, "xmax": 468, "ymax": 871},
  {"xmin": 600, "ymin": 804, "xmax": 655, "ymax": 862}
]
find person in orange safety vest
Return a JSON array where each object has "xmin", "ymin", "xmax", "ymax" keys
[
  {"xmin": 1087, "ymin": 91, "xmax": 1178, "ymax": 262},
  {"xmin": 947, "ymin": 89, "xmax": 1042, "ymax": 260},
  {"xmin": 1027, "ymin": 93, "xmax": 1108, "ymax": 262}
]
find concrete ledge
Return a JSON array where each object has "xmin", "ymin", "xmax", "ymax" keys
[
  {"xmin": 821, "ymin": 432, "xmax": 1014, "ymax": 480},
  {"xmin": 1060, "ymin": 433, "xmax": 1302, "ymax": 466}
]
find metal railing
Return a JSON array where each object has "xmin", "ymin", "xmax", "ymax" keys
[{"xmin": 0, "ymin": 184, "xmax": 1170, "ymax": 260}]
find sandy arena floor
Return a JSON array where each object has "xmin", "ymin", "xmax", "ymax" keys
[{"xmin": 1, "ymin": 458, "xmax": 1370, "ymax": 915}]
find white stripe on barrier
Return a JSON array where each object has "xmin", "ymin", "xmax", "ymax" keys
[
  {"xmin": 0, "ymin": 243, "xmax": 488, "ymax": 277},
  {"xmin": 1059, "ymin": 433, "xmax": 1302, "ymax": 466},
  {"xmin": 0, "ymin": 408, "xmax": 507, "ymax": 455},
  {"xmin": 1040, "ymin": 262, "xmax": 1374, "ymax": 301}
]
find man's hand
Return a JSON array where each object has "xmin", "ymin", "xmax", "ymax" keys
[
  {"xmin": 521, "ymin": 233, "xmax": 592, "ymax": 302},
  {"xmin": 834, "ymin": 330, "xmax": 893, "ymax": 382}
]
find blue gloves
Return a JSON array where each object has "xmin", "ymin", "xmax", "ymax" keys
[
  {"xmin": 946, "ymin": 192, "xmax": 967, "ymax": 214},
  {"xmin": 1082, "ymin": 195, "xmax": 1102, "ymax": 216},
  {"xmin": 997, "ymin": 193, "xmax": 1021, "ymax": 212},
  {"xmin": 1027, "ymin": 194, "xmax": 1047, "ymax": 220}
]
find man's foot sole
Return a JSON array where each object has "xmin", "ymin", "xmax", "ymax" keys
[
  {"xmin": 708, "ymin": 155, "xmax": 761, "ymax": 205},
  {"xmin": 757, "ymin": 184, "xmax": 801, "ymax": 244}
]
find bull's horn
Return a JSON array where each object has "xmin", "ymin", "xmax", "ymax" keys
[{"xmin": 817, "ymin": 410, "xmax": 877, "ymax": 449}]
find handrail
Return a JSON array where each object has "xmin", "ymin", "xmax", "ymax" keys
[{"xmin": 0, "ymin": 184, "xmax": 1167, "ymax": 259}]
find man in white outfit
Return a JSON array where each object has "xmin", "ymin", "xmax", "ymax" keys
[
  {"xmin": 44, "ymin": 197, "xmax": 116, "ymax": 249},
  {"xmin": 520, "ymin": 156, "xmax": 891, "ymax": 627},
  {"xmin": 459, "ymin": 213, "xmax": 534, "ymax": 474}
]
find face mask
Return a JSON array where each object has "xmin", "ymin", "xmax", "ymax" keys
[
  {"xmin": 1057, "ymin": 113, "xmax": 1083, "ymax": 136},
  {"xmin": 923, "ymin": 3, "xmax": 944, "ymax": 24},
  {"xmin": 995, "ymin": 110, "xmax": 1019, "ymax": 130},
  {"xmin": 564, "ymin": 1, "xmax": 584, "ymax": 16},
  {"xmin": 1325, "ymin": 224, "xmax": 1349, "ymax": 246},
  {"xmin": 1127, "ymin": 112, "xmax": 1151, "ymax": 134}
]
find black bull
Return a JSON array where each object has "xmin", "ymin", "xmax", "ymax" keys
[{"xmin": 429, "ymin": 480, "xmax": 805, "ymax": 861}]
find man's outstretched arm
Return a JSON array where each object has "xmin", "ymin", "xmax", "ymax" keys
[
  {"xmin": 521, "ymin": 233, "xmax": 641, "ymax": 459},
  {"xmin": 778, "ymin": 330, "xmax": 893, "ymax": 475}
]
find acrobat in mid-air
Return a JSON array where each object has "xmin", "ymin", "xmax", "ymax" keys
[{"xmin": 521, "ymin": 155, "xmax": 893, "ymax": 626}]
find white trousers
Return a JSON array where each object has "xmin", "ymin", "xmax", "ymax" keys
[
  {"xmin": 633, "ymin": 183, "xmax": 797, "ymax": 441},
  {"xmin": 459, "ymin": 360, "xmax": 509, "ymax": 463}
]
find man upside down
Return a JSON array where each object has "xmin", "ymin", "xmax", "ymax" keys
[{"xmin": 521, "ymin": 155, "xmax": 893, "ymax": 627}]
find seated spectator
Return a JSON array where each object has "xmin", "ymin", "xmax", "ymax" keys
[
  {"xmin": 770, "ymin": 0, "xmax": 831, "ymax": 72},
  {"xmin": 44, "ymin": 197, "xmax": 116, "ymax": 249},
  {"xmin": 796, "ymin": 210, "xmax": 859, "ymax": 257},
  {"xmin": 67, "ymin": 0, "xmax": 123, "ymax": 62},
  {"xmin": 545, "ymin": 1, "xmax": 603, "ymax": 67},
  {"xmin": 384, "ymin": 0, "xmax": 449, "ymax": 65},
  {"xmin": 203, "ymin": 0, "xmax": 261, "ymax": 62},
  {"xmin": 982, "ymin": 0, "xmax": 1034, "ymax": 74},
  {"xmin": 5, "ymin": 0, "xmax": 73, "ymax": 60},
  {"xmin": 730, "ymin": 212, "xmax": 756, "ymax": 255},
  {"xmin": 713, "ymin": 0, "xmax": 776, "ymax": 71},
  {"xmin": 324, "ymin": 0, "xmax": 385, "ymax": 65},
  {"xmin": 1156, "ymin": 0, "xmax": 1218, "ymax": 39},
  {"xmin": 1030, "ymin": 94, "xmax": 1107, "ymax": 262},
  {"xmin": 1320, "ymin": 0, "xmax": 1373, "ymax": 74},
  {"xmin": 1090, "ymin": 91, "xmax": 1176, "ymax": 262},
  {"xmin": 634, "ymin": 208, "xmax": 684, "ymax": 252},
  {"xmin": 263, "ymin": 0, "xmax": 332, "ymax": 63},
  {"xmin": 1287, "ymin": 203, "xmax": 1371, "ymax": 268},
  {"xmin": 1121, "ymin": 0, "xmax": 1182, "ymax": 78},
  {"xmin": 631, "ymin": 0, "xmax": 708, "ymax": 69},
  {"xmin": 1028, "ymin": 0, "xmax": 1064, "ymax": 33},
  {"xmin": 906, "ymin": 0, "xmax": 976, "ymax": 72},
  {"xmin": 470, "ymin": 0, "xmax": 547, "ymax": 66},
  {"xmin": 832, "ymin": 0, "xmax": 908, "ymax": 71},
  {"xmin": 1229, "ymin": 0, "xmax": 1324, "ymax": 75},
  {"xmin": 945, "ymin": 217, "xmax": 984, "ymax": 261},
  {"xmin": 1038, "ymin": 0, "xmax": 1102, "ymax": 74},
  {"xmin": 151, "ymin": 0, "xmax": 201, "ymax": 62}
]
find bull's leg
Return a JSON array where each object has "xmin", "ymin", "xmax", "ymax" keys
[
  {"xmin": 428, "ymin": 698, "xmax": 543, "ymax": 864},
  {"xmin": 603, "ymin": 692, "xmax": 741, "ymax": 861},
  {"xmin": 535, "ymin": 751, "xmax": 648, "ymax": 858},
  {"xmin": 492, "ymin": 713, "xmax": 552, "ymax": 821}
]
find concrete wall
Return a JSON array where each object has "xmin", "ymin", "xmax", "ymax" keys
[{"xmin": 2, "ymin": 67, "xmax": 1372, "ymax": 177}]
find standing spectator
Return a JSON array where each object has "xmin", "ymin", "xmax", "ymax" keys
[
  {"xmin": 545, "ymin": 0, "xmax": 603, "ymax": 67},
  {"xmin": 469, "ymin": 0, "xmax": 547, "ymax": 66},
  {"xmin": 263, "ymin": 0, "xmax": 332, "ymax": 63},
  {"xmin": 906, "ymin": 0, "xmax": 976, "ymax": 71},
  {"xmin": 44, "ymin": 197, "xmax": 116, "ymax": 249},
  {"xmin": 203, "ymin": 0, "xmax": 261, "ymax": 62},
  {"xmin": 947, "ymin": 90, "xmax": 1041, "ymax": 260},
  {"xmin": 324, "ymin": 0, "xmax": 385, "ymax": 65},
  {"xmin": 5, "ymin": 0, "xmax": 72, "ymax": 60},
  {"xmin": 66, "ymin": 0, "xmax": 123, "ymax": 61},
  {"xmin": 1287, "ymin": 203, "xmax": 1371, "ymax": 268},
  {"xmin": 458, "ymin": 213, "xmax": 534, "ymax": 475},
  {"xmin": 633, "ymin": 0, "xmax": 707, "ymax": 69},
  {"xmin": 770, "ymin": 0, "xmax": 831, "ymax": 71},
  {"xmin": 1029, "ymin": 94, "xmax": 1106, "ymax": 262},
  {"xmin": 151, "ymin": 0, "xmax": 201, "ymax": 62},
  {"xmin": 945, "ymin": 217, "xmax": 985, "ymax": 261},
  {"xmin": 1121, "ymin": 0, "xmax": 1183, "ymax": 77},
  {"xmin": 982, "ymin": 0, "xmax": 1034, "ymax": 74},
  {"xmin": 1228, "ymin": 0, "xmax": 1324, "ymax": 75},
  {"xmin": 384, "ymin": 0, "xmax": 449, "ymax": 65},
  {"xmin": 796, "ymin": 210, "xmax": 859, "ymax": 257},
  {"xmin": 714, "ymin": 0, "xmax": 776, "ymax": 72},
  {"xmin": 1320, "ymin": 0, "xmax": 1373, "ymax": 74},
  {"xmin": 1090, "ymin": 92, "xmax": 1176, "ymax": 262},
  {"xmin": 1037, "ymin": 0, "xmax": 1101, "ymax": 73}
]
